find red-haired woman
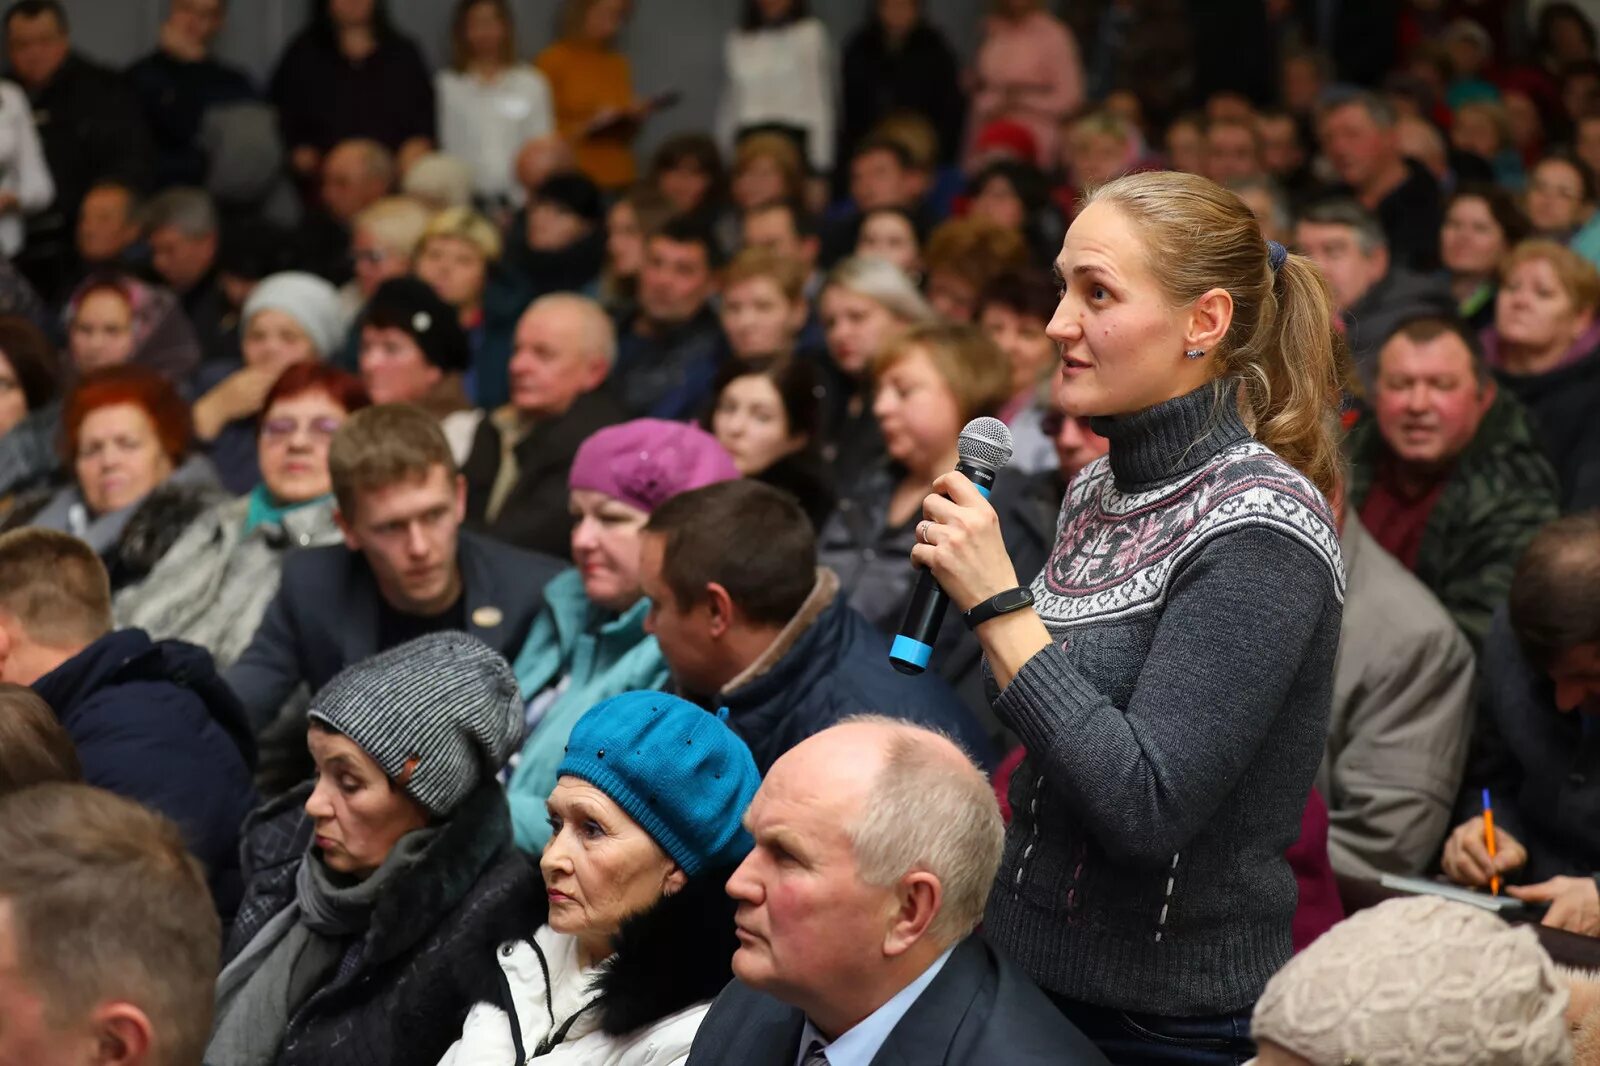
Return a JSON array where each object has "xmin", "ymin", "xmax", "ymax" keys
[
  {"xmin": 116, "ymin": 364, "xmax": 370, "ymax": 669},
  {"xmin": 3, "ymin": 365, "xmax": 222, "ymax": 587}
]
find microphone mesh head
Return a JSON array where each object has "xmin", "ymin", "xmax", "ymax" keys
[{"xmin": 958, "ymin": 417, "xmax": 1014, "ymax": 471}]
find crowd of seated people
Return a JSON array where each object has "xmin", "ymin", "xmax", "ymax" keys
[{"xmin": 5, "ymin": 0, "xmax": 1600, "ymax": 1063}]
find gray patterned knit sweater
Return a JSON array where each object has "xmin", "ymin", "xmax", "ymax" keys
[{"xmin": 987, "ymin": 383, "xmax": 1345, "ymax": 1016}]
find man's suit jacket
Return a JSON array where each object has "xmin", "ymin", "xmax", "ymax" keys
[
  {"xmin": 226, "ymin": 531, "xmax": 562, "ymax": 791},
  {"xmin": 686, "ymin": 936, "xmax": 1108, "ymax": 1066}
]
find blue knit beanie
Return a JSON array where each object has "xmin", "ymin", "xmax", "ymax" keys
[{"xmin": 557, "ymin": 691, "xmax": 759, "ymax": 878}]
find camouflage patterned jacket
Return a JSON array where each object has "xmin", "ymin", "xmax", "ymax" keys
[{"xmin": 1347, "ymin": 390, "xmax": 1560, "ymax": 653}]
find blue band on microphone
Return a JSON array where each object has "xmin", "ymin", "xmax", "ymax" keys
[
  {"xmin": 890, "ymin": 634, "xmax": 933, "ymax": 670},
  {"xmin": 976, "ymin": 484, "xmax": 991, "ymax": 499}
]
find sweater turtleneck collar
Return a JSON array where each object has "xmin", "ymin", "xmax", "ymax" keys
[{"xmin": 1089, "ymin": 382, "xmax": 1250, "ymax": 492}]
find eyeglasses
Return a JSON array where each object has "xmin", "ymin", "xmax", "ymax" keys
[{"xmin": 261, "ymin": 416, "xmax": 342, "ymax": 441}]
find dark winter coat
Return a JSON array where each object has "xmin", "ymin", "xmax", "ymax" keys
[
  {"xmin": 267, "ymin": 27, "xmax": 435, "ymax": 155},
  {"xmin": 222, "ymin": 780, "xmax": 539, "ymax": 1066},
  {"xmin": 463, "ymin": 390, "xmax": 627, "ymax": 560},
  {"xmin": 33, "ymin": 628, "xmax": 257, "ymax": 916},
  {"xmin": 838, "ymin": 19, "xmax": 965, "ymax": 171},
  {"xmin": 125, "ymin": 50, "xmax": 256, "ymax": 189},
  {"xmin": 1492, "ymin": 350, "xmax": 1600, "ymax": 513},
  {"xmin": 225, "ymin": 532, "xmax": 560, "ymax": 795},
  {"xmin": 1347, "ymin": 390, "xmax": 1561, "ymax": 651},
  {"xmin": 713, "ymin": 569, "xmax": 996, "ymax": 774},
  {"xmin": 752, "ymin": 448, "xmax": 836, "ymax": 533},
  {"xmin": 611, "ymin": 306, "xmax": 726, "ymax": 421},
  {"xmin": 1460, "ymin": 608, "xmax": 1600, "ymax": 886}
]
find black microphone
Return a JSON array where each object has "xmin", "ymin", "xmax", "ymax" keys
[{"xmin": 890, "ymin": 417, "xmax": 1015, "ymax": 675}]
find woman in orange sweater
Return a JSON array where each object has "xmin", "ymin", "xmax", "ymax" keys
[{"xmin": 538, "ymin": 0, "xmax": 653, "ymax": 191}]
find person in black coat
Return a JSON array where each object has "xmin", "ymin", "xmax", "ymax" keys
[
  {"xmin": 226, "ymin": 405, "xmax": 561, "ymax": 793},
  {"xmin": 5, "ymin": 1, "xmax": 156, "ymax": 302},
  {"xmin": 639, "ymin": 480, "xmax": 996, "ymax": 773},
  {"xmin": 0, "ymin": 527, "xmax": 256, "ymax": 916},
  {"xmin": 125, "ymin": 0, "xmax": 256, "ymax": 189},
  {"xmin": 685, "ymin": 720, "xmax": 1106, "ymax": 1066},
  {"xmin": 208, "ymin": 633, "xmax": 538, "ymax": 1066},
  {"xmin": 702, "ymin": 355, "xmax": 836, "ymax": 532},
  {"xmin": 838, "ymin": 0, "xmax": 964, "ymax": 179},
  {"xmin": 1494, "ymin": 348, "xmax": 1600, "ymax": 513},
  {"xmin": 463, "ymin": 294, "xmax": 625, "ymax": 560},
  {"xmin": 269, "ymin": 0, "xmax": 434, "ymax": 183},
  {"xmin": 1443, "ymin": 515, "xmax": 1600, "ymax": 936}
]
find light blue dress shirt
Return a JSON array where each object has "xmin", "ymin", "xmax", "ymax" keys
[{"xmin": 792, "ymin": 948, "xmax": 955, "ymax": 1066}]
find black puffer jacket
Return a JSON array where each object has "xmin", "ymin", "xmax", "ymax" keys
[{"xmin": 222, "ymin": 780, "xmax": 539, "ymax": 1066}]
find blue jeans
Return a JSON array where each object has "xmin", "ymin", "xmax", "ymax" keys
[{"xmin": 1047, "ymin": 995, "xmax": 1255, "ymax": 1066}]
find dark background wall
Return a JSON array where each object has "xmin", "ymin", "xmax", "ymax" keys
[{"xmin": 54, "ymin": 0, "xmax": 991, "ymax": 158}]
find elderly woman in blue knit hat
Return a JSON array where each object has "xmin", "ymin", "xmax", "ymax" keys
[
  {"xmin": 207, "ymin": 632, "xmax": 539, "ymax": 1066},
  {"xmin": 439, "ymin": 690, "xmax": 760, "ymax": 1066}
]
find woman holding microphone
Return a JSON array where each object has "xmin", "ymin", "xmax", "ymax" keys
[{"xmin": 912, "ymin": 171, "xmax": 1346, "ymax": 1064}]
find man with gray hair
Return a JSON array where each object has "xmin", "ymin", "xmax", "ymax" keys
[
  {"xmin": 1317, "ymin": 90, "xmax": 1443, "ymax": 272},
  {"xmin": 1294, "ymin": 198, "xmax": 1452, "ymax": 387},
  {"xmin": 687, "ymin": 718, "xmax": 1107, "ymax": 1065},
  {"xmin": 463, "ymin": 293, "xmax": 624, "ymax": 559},
  {"xmin": 143, "ymin": 186, "xmax": 228, "ymax": 362}
]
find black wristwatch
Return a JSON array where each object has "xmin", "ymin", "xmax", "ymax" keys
[{"xmin": 963, "ymin": 586, "xmax": 1035, "ymax": 630}]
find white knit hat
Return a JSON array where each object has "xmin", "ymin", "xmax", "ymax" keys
[
  {"xmin": 1250, "ymin": 896, "xmax": 1572, "ymax": 1066},
  {"xmin": 307, "ymin": 633, "xmax": 522, "ymax": 817},
  {"xmin": 241, "ymin": 271, "xmax": 349, "ymax": 358}
]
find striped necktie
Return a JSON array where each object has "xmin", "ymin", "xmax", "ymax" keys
[{"xmin": 802, "ymin": 1039, "xmax": 831, "ymax": 1066}]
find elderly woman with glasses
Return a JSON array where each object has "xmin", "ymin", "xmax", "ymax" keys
[{"xmin": 115, "ymin": 363, "xmax": 370, "ymax": 670}]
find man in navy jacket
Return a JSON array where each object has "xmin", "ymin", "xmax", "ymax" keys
[
  {"xmin": 0, "ymin": 527, "xmax": 255, "ymax": 917},
  {"xmin": 638, "ymin": 479, "xmax": 995, "ymax": 773},
  {"xmin": 686, "ymin": 720, "xmax": 1105, "ymax": 1066}
]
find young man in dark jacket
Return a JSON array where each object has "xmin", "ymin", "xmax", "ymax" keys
[
  {"xmin": 637, "ymin": 479, "xmax": 995, "ymax": 772},
  {"xmin": 227, "ymin": 404, "xmax": 561, "ymax": 793},
  {"xmin": 0, "ymin": 527, "xmax": 256, "ymax": 917}
]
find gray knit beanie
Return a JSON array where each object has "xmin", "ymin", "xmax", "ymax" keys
[
  {"xmin": 307, "ymin": 632, "xmax": 522, "ymax": 817},
  {"xmin": 1249, "ymin": 896, "xmax": 1572, "ymax": 1066}
]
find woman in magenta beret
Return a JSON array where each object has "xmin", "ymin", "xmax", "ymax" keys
[{"xmin": 502, "ymin": 418, "xmax": 739, "ymax": 851}]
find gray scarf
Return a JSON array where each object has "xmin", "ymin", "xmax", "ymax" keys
[{"xmin": 206, "ymin": 830, "xmax": 436, "ymax": 1066}]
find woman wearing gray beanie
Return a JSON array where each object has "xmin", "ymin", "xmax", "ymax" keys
[
  {"xmin": 207, "ymin": 632, "xmax": 539, "ymax": 1066},
  {"xmin": 438, "ymin": 689, "xmax": 760, "ymax": 1066},
  {"xmin": 190, "ymin": 270, "xmax": 351, "ymax": 494}
]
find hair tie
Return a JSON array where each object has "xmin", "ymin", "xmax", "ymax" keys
[{"xmin": 1267, "ymin": 239, "xmax": 1288, "ymax": 273}]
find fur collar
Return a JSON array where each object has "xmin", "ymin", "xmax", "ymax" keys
[
  {"xmin": 719, "ymin": 568, "xmax": 839, "ymax": 697},
  {"xmin": 592, "ymin": 864, "xmax": 741, "ymax": 1036}
]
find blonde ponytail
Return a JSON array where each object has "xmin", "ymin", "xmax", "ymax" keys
[{"xmin": 1086, "ymin": 172, "xmax": 1346, "ymax": 499}]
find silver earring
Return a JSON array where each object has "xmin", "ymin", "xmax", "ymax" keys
[{"xmin": 1185, "ymin": 348, "xmax": 1205, "ymax": 360}]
